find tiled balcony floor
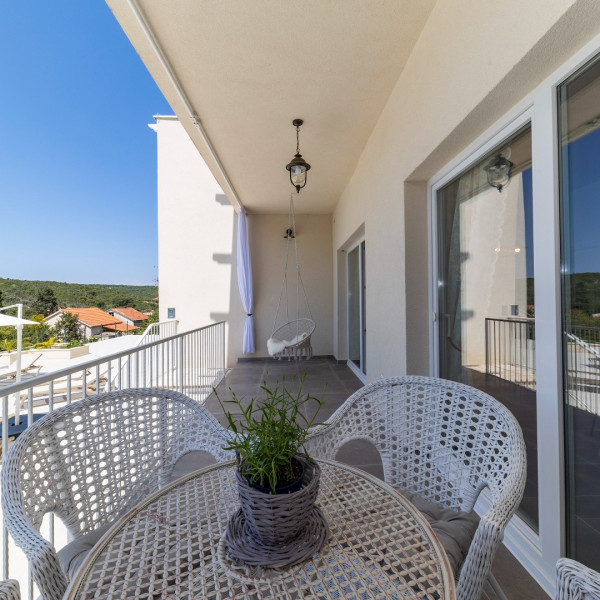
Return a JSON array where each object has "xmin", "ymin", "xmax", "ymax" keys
[{"xmin": 206, "ymin": 357, "xmax": 550, "ymax": 600}]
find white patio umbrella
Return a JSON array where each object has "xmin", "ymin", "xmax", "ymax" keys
[
  {"xmin": 0, "ymin": 313, "xmax": 38, "ymax": 326},
  {"xmin": 0, "ymin": 305, "xmax": 39, "ymax": 426}
]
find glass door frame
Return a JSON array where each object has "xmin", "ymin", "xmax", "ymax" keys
[
  {"xmin": 429, "ymin": 98, "xmax": 564, "ymax": 590},
  {"xmin": 347, "ymin": 238, "xmax": 366, "ymax": 382}
]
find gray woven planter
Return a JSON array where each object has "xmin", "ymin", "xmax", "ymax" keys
[
  {"xmin": 224, "ymin": 456, "xmax": 328, "ymax": 566},
  {"xmin": 237, "ymin": 456, "xmax": 320, "ymax": 545}
]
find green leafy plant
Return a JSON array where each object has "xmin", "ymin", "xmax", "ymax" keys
[
  {"xmin": 0, "ymin": 339, "xmax": 17, "ymax": 352},
  {"xmin": 217, "ymin": 374, "xmax": 323, "ymax": 493},
  {"xmin": 34, "ymin": 337, "xmax": 56, "ymax": 349}
]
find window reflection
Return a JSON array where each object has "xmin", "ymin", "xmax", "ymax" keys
[
  {"xmin": 559, "ymin": 55, "xmax": 600, "ymax": 570},
  {"xmin": 437, "ymin": 126, "xmax": 538, "ymax": 530}
]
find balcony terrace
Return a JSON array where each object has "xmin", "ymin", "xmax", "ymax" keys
[
  {"xmin": 210, "ymin": 357, "xmax": 548, "ymax": 600},
  {"xmin": 0, "ymin": 326, "xmax": 547, "ymax": 599}
]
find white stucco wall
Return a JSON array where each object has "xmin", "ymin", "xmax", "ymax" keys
[
  {"xmin": 251, "ymin": 213, "xmax": 333, "ymax": 359},
  {"xmin": 332, "ymin": 0, "xmax": 600, "ymax": 380},
  {"xmin": 156, "ymin": 117, "xmax": 238, "ymax": 363},
  {"xmin": 156, "ymin": 118, "xmax": 333, "ymax": 364}
]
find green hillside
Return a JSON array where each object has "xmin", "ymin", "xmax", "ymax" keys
[{"xmin": 0, "ymin": 278, "xmax": 158, "ymax": 318}]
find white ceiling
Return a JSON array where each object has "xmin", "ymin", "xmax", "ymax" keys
[{"xmin": 107, "ymin": 0, "xmax": 437, "ymax": 214}]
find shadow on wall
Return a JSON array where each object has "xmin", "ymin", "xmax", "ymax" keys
[{"xmin": 210, "ymin": 194, "xmax": 242, "ymax": 367}]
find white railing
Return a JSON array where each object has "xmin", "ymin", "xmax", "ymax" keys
[
  {"xmin": 485, "ymin": 317, "xmax": 536, "ymax": 390},
  {"xmin": 135, "ymin": 319, "xmax": 179, "ymax": 346},
  {"xmin": 566, "ymin": 331, "xmax": 600, "ymax": 416},
  {"xmin": 485, "ymin": 319, "xmax": 600, "ymax": 416},
  {"xmin": 0, "ymin": 321, "xmax": 226, "ymax": 598}
]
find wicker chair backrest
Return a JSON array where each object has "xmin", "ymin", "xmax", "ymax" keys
[
  {"xmin": 2, "ymin": 388, "xmax": 233, "ymax": 537},
  {"xmin": 306, "ymin": 376, "xmax": 526, "ymax": 513},
  {"xmin": 556, "ymin": 559, "xmax": 600, "ymax": 600}
]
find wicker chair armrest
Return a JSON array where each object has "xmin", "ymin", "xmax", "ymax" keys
[
  {"xmin": 0, "ymin": 579, "xmax": 20, "ymax": 600},
  {"xmin": 2, "ymin": 481, "xmax": 68, "ymax": 600},
  {"xmin": 5, "ymin": 522, "xmax": 66, "ymax": 600},
  {"xmin": 26, "ymin": 540, "xmax": 68, "ymax": 600},
  {"xmin": 456, "ymin": 513, "xmax": 504, "ymax": 600},
  {"xmin": 556, "ymin": 558, "xmax": 600, "ymax": 600},
  {"xmin": 456, "ymin": 462, "xmax": 526, "ymax": 598}
]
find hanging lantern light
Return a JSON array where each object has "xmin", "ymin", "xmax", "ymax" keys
[
  {"xmin": 485, "ymin": 154, "xmax": 513, "ymax": 192},
  {"xmin": 286, "ymin": 119, "xmax": 311, "ymax": 193}
]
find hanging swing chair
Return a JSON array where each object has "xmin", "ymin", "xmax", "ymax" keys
[{"xmin": 267, "ymin": 195, "xmax": 315, "ymax": 360}]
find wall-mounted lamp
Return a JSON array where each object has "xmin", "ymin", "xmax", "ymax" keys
[
  {"xmin": 485, "ymin": 154, "xmax": 513, "ymax": 192},
  {"xmin": 284, "ymin": 228, "xmax": 295, "ymax": 239},
  {"xmin": 285, "ymin": 119, "xmax": 311, "ymax": 193}
]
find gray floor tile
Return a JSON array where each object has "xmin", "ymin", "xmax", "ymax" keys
[{"xmin": 491, "ymin": 544, "xmax": 550, "ymax": 599}]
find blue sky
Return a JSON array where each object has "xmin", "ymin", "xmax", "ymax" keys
[
  {"xmin": 1, "ymin": 2, "xmax": 172, "ymax": 285},
  {"xmin": 566, "ymin": 127, "xmax": 600, "ymax": 274}
]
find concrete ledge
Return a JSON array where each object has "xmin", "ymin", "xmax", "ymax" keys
[{"xmin": 38, "ymin": 346, "xmax": 90, "ymax": 360}]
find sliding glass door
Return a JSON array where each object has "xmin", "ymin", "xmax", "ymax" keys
[
  {"xmin": 559, "ymin": 55, "xmax": 600, "ymax": 570},
  {"xmin": 348, "ymin": 240, "xmax": 366, "ymax": 378},
  {"xmin": 436, "ymin": 126, "xmax": 538, "ymax": 529}
]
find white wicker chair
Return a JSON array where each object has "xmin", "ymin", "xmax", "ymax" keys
[
  {"xmin": 0, "ymin": 580, "xmax": 20, "ymax": 600},
  {"xmin": 556, "ymin": 558, "xmax": 600, "ymax": 600},
  {"xmin": 1, "ymin": 388, "xmax": 234, "ymax": 600},
  {"xmin": 305, "ymin": 376, "xmax": 527, "ymax": 600}
]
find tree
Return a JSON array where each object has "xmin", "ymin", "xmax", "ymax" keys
[
  {"xmin": 53, "ymin": 312, "xmax": 82, "ymax": 343},
  {"xmin": 0, "ymin": 288, "xmax": 4, "ymax": 307},
  {"xmin": 22, "ymin": 314, "xmax": 52, "ymax": 346},
  {"xmin": 31, "ymin": 287, "xmax": 59, "ymax": 317}
]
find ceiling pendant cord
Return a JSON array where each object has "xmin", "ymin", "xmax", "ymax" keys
[
  {"xmin": 270, "ymin": 194, "xmax": 313, "ymax": 338},
  {"xmin": 289, "ymin": 194, "xmax": 313, "ymax": 339},
  {"xmin": 270, "ymin": 197, "xmax": 293, "ymax": 337}
]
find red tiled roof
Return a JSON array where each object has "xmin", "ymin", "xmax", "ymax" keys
[
  {"xmin": 60, "ymin": 308, "xmax": 121, "ymax": 327},
  {"xmin": 111, "ymin": 307, "xmax": 149, "ymax": 321},
  {"xmin": 104, "ymin": 322, "xmax": 139, "ymax": 332}
]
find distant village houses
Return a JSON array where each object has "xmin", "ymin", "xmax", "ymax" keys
[
  {"xmin": 45, "ymin": 307, "xmax": 146, "ymax": 339},
  {"xmin": 108, "ymin": 307, "xmax": 149, "ymax": 329}
]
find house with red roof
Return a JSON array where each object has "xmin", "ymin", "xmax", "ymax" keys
[
  {"xmin": 108, "ymin": 307, "xmax": 149, "ymax": 329},
  {"xmin": 45, "ymin": 307, "xmax": 133, "ymax": 339}
]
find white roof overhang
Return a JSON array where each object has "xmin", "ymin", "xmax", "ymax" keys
[{"xmin": 106, "ymin": 0, "xmax": 436, "ymax": 214}]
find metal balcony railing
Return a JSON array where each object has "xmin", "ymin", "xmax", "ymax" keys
[
  {"xmin": 485, "ymin": 318, "xmax": 600, "ymax": 415},
  {"xmin": 0, "ymin": 320, "xmax": 226, "ymax": 598},
  {"xmin": 566, "ymin": 328, "xmax": 600, "ymax": 416},
  {"xmin": 485, "ymin": 317, "xmax": 536, "ymax": 390}
]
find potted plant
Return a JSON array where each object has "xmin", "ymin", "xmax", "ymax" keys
[{"xmin": 217, "ymin": 374, "xmax": 328, "ymax": 566}]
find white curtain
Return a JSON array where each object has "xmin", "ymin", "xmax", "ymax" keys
[{"xmin": 237, "ymin": 210, "xmax": 255, "ymax": 353}]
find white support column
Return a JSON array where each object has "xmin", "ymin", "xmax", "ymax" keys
[{"xmin": 529, "ymin": 81, "xmax": 564, "ymax": 590}]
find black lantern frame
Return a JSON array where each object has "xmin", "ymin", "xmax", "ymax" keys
[
  {"xmin": 485, "ymin": 154, "xmax": 514, "ymax": 192},
  {"xmin": 286, "ymin": 119, "xmax": 311, "ymax": 193}
]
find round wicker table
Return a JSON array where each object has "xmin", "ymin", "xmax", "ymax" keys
[{"xmin": 64, "ymin": 459, "xmax": 456, "ymax": 600}]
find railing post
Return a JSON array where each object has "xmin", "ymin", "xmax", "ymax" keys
[
  {"xmin": 2, "ymin": 393, "xmax": 8, "ymax": 580},
  {"xmin": 485, "ymin": 318, "xmax": 489, "ymax": 376},
  {"xmin": 221, "ymin": 321, "xmax": 226, "ymax": 379},
  {"xmin": 178, "ymin": 336, "xmax": 184, "ymax": 393}
]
